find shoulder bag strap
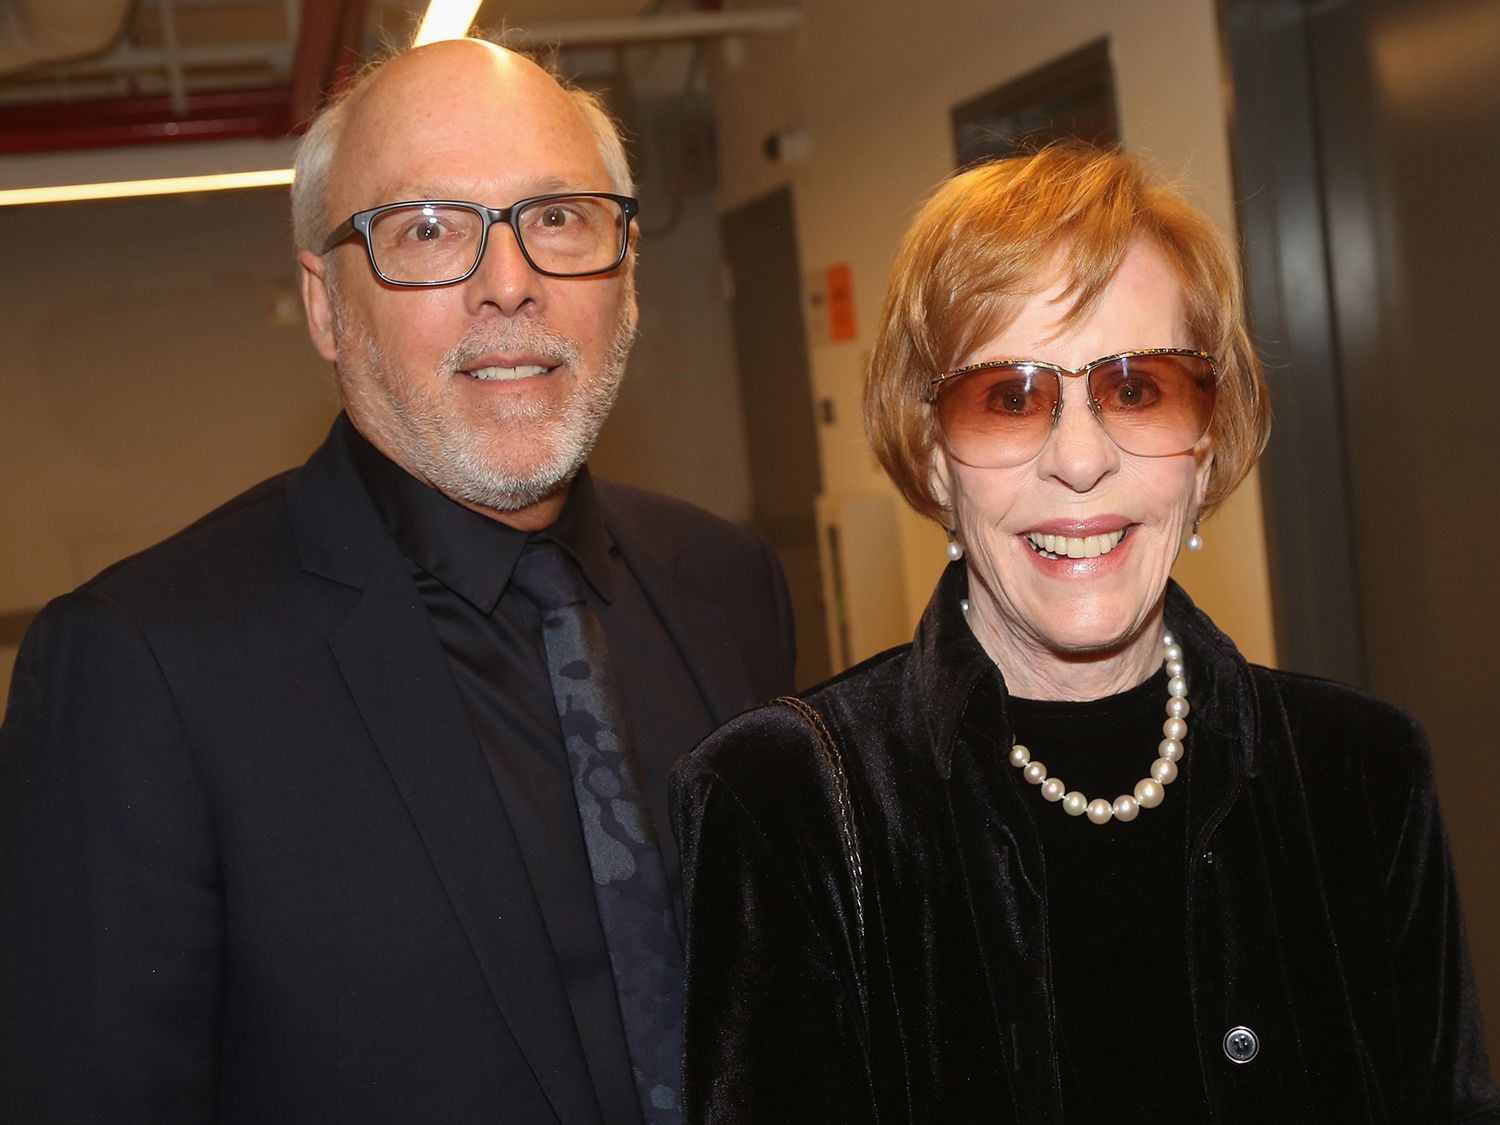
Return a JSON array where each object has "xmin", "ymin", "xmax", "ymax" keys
[{"xmin": 772, "ymin": 695, "xmax": 866, "ymax": 954}]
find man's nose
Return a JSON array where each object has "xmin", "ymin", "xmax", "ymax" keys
[{"xmin": 465, "ymin": 223, "xmax": 543, "ymax": 315}]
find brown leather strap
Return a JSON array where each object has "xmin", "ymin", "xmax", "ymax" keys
[{"xmin": 773, "ymin": 695, "xmax": 866, "ymax": 949}]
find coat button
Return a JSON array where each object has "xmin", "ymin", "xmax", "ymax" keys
[{"xmin": 1223, "ymin": 1025, "xmax": 1259, "ymax": 1064}]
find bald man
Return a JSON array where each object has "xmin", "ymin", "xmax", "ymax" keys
[{"xmin": 0, "ymin": 41, "xmax": 795, "ymax": 1125}]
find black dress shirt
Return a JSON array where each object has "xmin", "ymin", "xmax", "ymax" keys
[{"xmin": 350, "ymin": 432, "xmax": 710, "ymax": 1125}]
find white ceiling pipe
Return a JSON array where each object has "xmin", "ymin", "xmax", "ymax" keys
[
  {"xmin": 507, "ymin": 8, "xmax": 803, "ymax": 48},
  {"xmin": 157, "ymin": 0, "xmax": 189, "ymax": 117},
  {"xmin": 0, "ymin": 0, "xmax": 134, "ymax": 76},
  {"xmin": 0, "ymin": 71, "xmax": 297, "ymax": 105},
  {"xmin": 40, "ymin": 41, "xmax": 295, "ymax": 78}
]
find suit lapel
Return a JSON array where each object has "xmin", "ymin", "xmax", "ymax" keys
[
  {"xmin": 604, "ymin": 510, "xmax": 756, "ymax": 729},
  {"xmin": 289, "ymin": 421, "xmax": 604, "ymax": 1125}
]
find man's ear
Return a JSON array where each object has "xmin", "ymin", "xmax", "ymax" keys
[
  {"xmin": 624, "ymin": 231, "xmax": 641, "ymax": 337},
  {"xmin": 297, "ymin": 250, "xmax": 338, "ymax": 363}
]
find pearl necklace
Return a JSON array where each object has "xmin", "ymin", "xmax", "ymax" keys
[{"xmin": 1006, "ymin": 632, "xmax": 1190, "ymax": 825}]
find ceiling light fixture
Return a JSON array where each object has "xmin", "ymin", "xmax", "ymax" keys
[
  {"xmin": 0, "ymin": 167, "xmax": 296, "ymax": 208},
  {"xmin": 412, "ymin": 0, "xmax": 485, "ymax": 46}
]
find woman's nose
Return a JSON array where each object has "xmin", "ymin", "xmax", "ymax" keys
[{"xmin": 1035, "ymin": 380, "xmax": 1119, "ymax": 492}]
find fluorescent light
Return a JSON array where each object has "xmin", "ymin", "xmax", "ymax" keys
[
  {"xmin": 0, "ymin": 167, "xmax": 296, "ymax": 207},
  {"xmin": 413, "ymin": 0, "xmax": 484, "ymax": 46}
]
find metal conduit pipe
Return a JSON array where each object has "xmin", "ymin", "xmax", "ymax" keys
[{"xmin": 508, "ymin": 8, "xmax": 804, "ymax": 48}]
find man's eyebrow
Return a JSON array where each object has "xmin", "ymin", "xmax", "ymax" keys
[
  {"xmin": 367, "ymin": 183, "xmax": 467, "ymax": 203},
  {"xmin": 370, "ymin": 178, "xmax": 599, "ymax": 205}
]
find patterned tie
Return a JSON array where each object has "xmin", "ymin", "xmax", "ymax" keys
[{"xmin": 510, "ymin": 540, "xmax": 684, "ymax": 1125}]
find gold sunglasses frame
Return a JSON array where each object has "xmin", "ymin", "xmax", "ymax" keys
[
  {"xmin": 926, "ymin": 347, "xmax": 1219, "ymax": 463},
  {"xmin": 928, "ymin": 347, "xmax": 1217, "ymax": 401}
]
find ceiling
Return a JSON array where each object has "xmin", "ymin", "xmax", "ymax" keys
[{"xmin": 0, "ymin": 0, "xmax": 669, "ymax": 156}]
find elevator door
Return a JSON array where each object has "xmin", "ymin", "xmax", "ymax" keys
[{"xmin": 1225, "ymin": 0, "xmax": 1500, "ymax": 1059}]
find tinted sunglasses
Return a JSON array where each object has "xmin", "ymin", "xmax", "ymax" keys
[{"xmin": 928, "ymin": 348, "xmax": 1218, "ymax": 468}]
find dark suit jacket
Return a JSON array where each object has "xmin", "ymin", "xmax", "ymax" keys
[
  {"xmin": 0, "ymin": 417, "xmax": 796, "ymax": 1125},
  {"xmin": 673, "ymin": 566, "xmax": 1500, "ymax": 1123}
]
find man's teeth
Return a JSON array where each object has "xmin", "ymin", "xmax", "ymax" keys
[
  {"xmin": 1025, "ymin": 529, "xmax": 1126, "ymax": 560},
  {"xmin": 465, "ymin": 364, "xmax": 549, "ymax": 381}
]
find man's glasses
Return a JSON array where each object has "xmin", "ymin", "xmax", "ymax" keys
[
  {"xmin": 929, "ymin": 348, "xmax": 1217, "ymax": 468},
  {"xmin": 320, "ymin": 193, "xmax": 640, "ymax": 286}
]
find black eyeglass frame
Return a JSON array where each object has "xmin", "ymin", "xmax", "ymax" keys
[
  {"xmin": 927, "ymin": 347, "xmax": 1219, "ymax": 459},
  {"xmin": 319, "ymin": 192, "xmax": 641, "ymax": 286}
]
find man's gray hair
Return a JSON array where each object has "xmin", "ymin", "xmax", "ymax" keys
[{"xmin": 290, "ymin": 39, "xmax": 635, "ymax": 255}]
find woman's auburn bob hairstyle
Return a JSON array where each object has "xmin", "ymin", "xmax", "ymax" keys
[{"xmin": 864, "ymin": 143, "xmax": 1271, "ymax": 525}]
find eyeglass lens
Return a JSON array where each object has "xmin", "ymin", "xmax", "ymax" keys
[
  {"xmin": 367, "ymin": 197, "xmax": 629, "ymax": 283},
  {"xmin": 934, "ymin": 352, "xmax": 1216, "ymax": 468}
]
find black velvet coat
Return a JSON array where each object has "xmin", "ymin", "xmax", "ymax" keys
[{"xmin": 671, "ymin": 564, "xmax": 1500, "ymax": 1123}]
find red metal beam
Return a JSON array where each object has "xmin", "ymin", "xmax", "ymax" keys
[
  {"xmin": 287, "ymin": 0, "xmax": 370, "ymax": 131},
  {"xmin": 0, "ymin": 0, "xmax": 368, "ymax": 156},
  {"xmin": 0, "ymin": 86, "xmax": 293, "ymax": 155}
]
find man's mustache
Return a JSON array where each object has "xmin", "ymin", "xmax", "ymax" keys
[{"xmin": 439, "ymin": 322, "xmax": 582, "ymax": 373}]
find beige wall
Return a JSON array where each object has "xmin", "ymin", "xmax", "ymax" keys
[
  {"xmin": 707, "ymin": 0, "xmax": 1278, "ymax": 667},
  {"xmin": 0, "ymin": 186, "xmax": 341, "ymax": 706}
]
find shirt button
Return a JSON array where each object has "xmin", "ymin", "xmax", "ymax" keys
[{"xmin": 1223, "ymin": 1025, "xmax": 1260, "ymax": 1064}]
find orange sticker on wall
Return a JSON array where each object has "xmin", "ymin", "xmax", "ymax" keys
[{"xmin": 825, "ymin": 263, "xmax": 857, "ymax": 342}]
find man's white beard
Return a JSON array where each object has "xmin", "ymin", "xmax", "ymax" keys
[{"xmin": 332, "ymin": 298, "xmax": 635, "ymax": 512}]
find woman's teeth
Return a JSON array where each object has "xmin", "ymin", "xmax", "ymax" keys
[
  {"xmin": 466, "ymin": 364, "xmax": 549, "ymax": 381},
  {"xmin": 1025, "ymin": 529, "xmax": 1126, "ymax": 560}
]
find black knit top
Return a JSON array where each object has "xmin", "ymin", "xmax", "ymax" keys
[{"xmin": 1010, "ymin": 669, "xmax": 1209, "ymax": 1120}]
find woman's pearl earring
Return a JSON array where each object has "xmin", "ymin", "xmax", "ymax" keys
[
  {"xmin": 1187, "ymin": 518, "xmax": 1204, "ymax": 553},
  {"xmin": 945, "ymin": 530, "xmax": 964, "ymax": 561}
]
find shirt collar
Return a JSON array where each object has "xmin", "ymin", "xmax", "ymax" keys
[
  {"xmin": 540, "ymin": 470, "xmax": 615, "ymax": 604},
  {"xmin": 346, "ymin": 420, "xmax": 615, "ymax": 613}
]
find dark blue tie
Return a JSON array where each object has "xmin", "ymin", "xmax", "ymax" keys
[{"xmin": 510, "ymin": 540, "xmax": 683, "ymax": 1124}]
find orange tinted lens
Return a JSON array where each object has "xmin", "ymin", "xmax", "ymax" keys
[
  {"xmin": 1089, "ymin": 353, "xmax": 1216, "ymax": 456},
  {"xmin": 935, "ymin": 364, "xmax": 1061, "ymax": 467}
]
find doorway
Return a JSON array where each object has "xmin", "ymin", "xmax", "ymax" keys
[{"xmin": 720, "ymin": 186, "xmax": 831, "ymax": 688}]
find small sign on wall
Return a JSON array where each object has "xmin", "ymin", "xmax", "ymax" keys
[{"xmin": 825, "ymin": 262, "xmax": 857, "ymax": 342}]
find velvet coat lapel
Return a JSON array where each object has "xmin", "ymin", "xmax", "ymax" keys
[
  {"xmin": 286, "ymin": 425, "xmax": 603, "ymax": 1125},
  {"xmin": 1173, "ymin": 621, "xmax": 1379, "ymax": 1119}
]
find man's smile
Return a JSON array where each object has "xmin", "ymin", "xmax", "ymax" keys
[{"xmin": 461, "ymin": 362, "xmax": 555, "ymax": 381}]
